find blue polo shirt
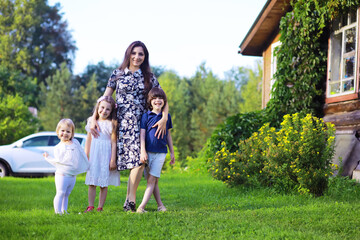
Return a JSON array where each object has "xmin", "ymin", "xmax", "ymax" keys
[{"xmin": 140, "ymin": 111, "xmax": 173, "ymax": 153}]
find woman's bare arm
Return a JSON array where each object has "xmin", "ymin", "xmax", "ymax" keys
[{"xmin": 153, "ymin": 102, "xmax": 169, "ymax": 139}]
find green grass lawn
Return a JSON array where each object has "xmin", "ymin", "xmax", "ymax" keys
[{"xmin": 1, "ymin": 170, "xmax": 360, "ymax": 239}]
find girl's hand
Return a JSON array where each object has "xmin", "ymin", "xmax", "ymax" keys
[
  {"xmin": 109, "ymin": 159, "xmax": 117, "ymax": 170},
  {"xmin": 152, "ymin": 117, "xmax": 167, "ymax": 139},
  {"xmin": 90, "ymin": 116, "xmax": 100, "ymax": 138},
  {"xmin": 170, "ymin": 153, "xmax": 175, "ymax": 165},
  {"xmin": 43, "ymin": 152, "xmax": 49, "ymax": 158},
  {"xmin": 140, "ymin": 151, "xmax": 148, "ymax": 164}
]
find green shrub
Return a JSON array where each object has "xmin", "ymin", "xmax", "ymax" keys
[
  {"xmin": 209, "ymin": 113, "xmax": 337, "ymax": 196},
  {"xmin": 207, "ymin": 110, "xmax": 267, "ymax": 154},
  {"xmin": 192, "ymin": 110, "xmax": 267, "ymax": 176},
  {"xmin": 265, "ymin": 113, "xmax": 337, "ymax": 195}
]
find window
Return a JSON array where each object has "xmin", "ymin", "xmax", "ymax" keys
[
  {"xmin": 23, "ymin": 136, "xmax": 49, "ymax": 147},
  {"xmin": 49, "ymin": 136, "xmax": 60, "ymax": 146},
  {"xmin": 328, "ymin": 10, "xmax": 358, "ymax": 97},
  {"xmin": 270, "ymin": 41, "xmax": 281, "ymax": 97}
]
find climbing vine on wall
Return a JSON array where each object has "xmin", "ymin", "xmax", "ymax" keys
[{"xmin": 266, "ymin": 0, "xmax": 360, "ymax": 127}]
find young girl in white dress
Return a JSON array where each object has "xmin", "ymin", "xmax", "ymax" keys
[
  {"xmin": 84, "ymin": 96, "xmax": 120, "ymax": 212},
  {"xmin": 43, "ymin": 118, "xmax": 89, "ymax": 215}
]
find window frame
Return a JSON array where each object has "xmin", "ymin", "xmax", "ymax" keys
[{"xmin": 326, "ymin": 8, "xmax": 359, "ymax": 103}]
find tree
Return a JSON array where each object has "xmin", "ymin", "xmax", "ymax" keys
[
  {"xmin": 188, "ymin": 63, "xmax": 241, "ymax": 152},
  {"xmin": 0, "ymin": 65, "xmax": 38, "ymax": 106},
  {"xmin": 0, "ymin": 94, "xmax": 38, "ymax": 145},
  {"xmin": 76, "ymin": 61, "xmax": 118, "ymax": 94},
  {"xmin": 40, "ymin": 63, "xmax": 100, "ymax": 132},
  {"xmin": 39, "ymin": 63, "xmax": 76, "ymax": 131},
  {"xmin": 159, "ymin": 71, "xmax": 192, "ymax": 163},
  {"xmin": 0, "ymin": 0, "xmax": 76, "ymax": 86},
  {"xmin": 238, "ymin": 60, "xmax": 263, "ymax": 113},
  {"xmin": 151, "ymin": 65, "xmax": 166, "ymax": 78},
  {"xmin": 158, "ymin": 64, "xmax": 242, "ymax": 163},
  {"xmin": 73, "ymin": 73, "xmax": 100, "ymax": 131}
]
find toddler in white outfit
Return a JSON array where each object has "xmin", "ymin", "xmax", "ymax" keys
[{"xmin": 43, "ymin": 119, "xmax": 89, "ymax": 215}]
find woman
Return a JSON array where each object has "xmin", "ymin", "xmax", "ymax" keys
[{"xmin": 90, "ymin": 41, "xmax": 168, "ymax": 212}]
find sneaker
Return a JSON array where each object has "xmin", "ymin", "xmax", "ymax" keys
[
  {"xmin": 96, "ymin": 207, "xmax": 103, "ymax": 212},
  {"xmin": 157, "ymin": 205, "xmax": 167, "ymax": 212},
  {"xmin": 123, "ymin": 199, "xmax": 130, "ymax": 212},
  {"xmin": 128, "ymin": 201, "xmax": 136, "ymax": 212},
  {"xmin": 136, "ymin": 207, "xmax": 147, "ymax": 213},
  {"xmin": 84, "ymin": 206, "xmax": 94, "ymax": 213}
]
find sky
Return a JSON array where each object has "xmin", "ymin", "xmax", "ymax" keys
[{"xmin": 48, "ymin": 0, "xmax": 267, "ymax": 79}]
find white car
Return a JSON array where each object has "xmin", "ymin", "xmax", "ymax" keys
[{"xmin": 0, "ymin": 132, "xmax": 87, "ymax": 177}]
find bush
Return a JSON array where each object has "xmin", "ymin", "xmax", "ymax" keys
[
  {"xmin": 207, "ymin": 110, "xmax": 267, "ymax": 154},
  {"xmin": 208, "ymin": 113, "xmax": 337, "ymax": 196},
  {"xmin": 192, "ymin": 110, "xmax": 267, "ymax": 176}
]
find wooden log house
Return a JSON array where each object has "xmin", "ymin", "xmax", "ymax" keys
[{"xmin": 239, "ymin": 0, "xmax": 360, "ymax": 177}]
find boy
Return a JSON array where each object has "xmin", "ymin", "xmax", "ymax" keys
[{"xmin": 137, "ymin": 87, "xmax": 175, "ymax": 213}]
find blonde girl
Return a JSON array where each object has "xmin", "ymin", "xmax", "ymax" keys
[
  {"xmin": 43, "ymin": 119, "xmax": 89, "ymax": 215},
  {"xmin": 84, "ymin": 96, "xmax": 120, "ymax": 212}
]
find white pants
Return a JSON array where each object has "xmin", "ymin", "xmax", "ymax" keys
[{"xmin": 54, "ymin": 174, "xmax": 76, "ymax": 214}]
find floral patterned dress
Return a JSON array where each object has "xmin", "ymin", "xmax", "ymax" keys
[{"xmin": 107, "ymin": 68, "xmax": 160, "ymax": 170}]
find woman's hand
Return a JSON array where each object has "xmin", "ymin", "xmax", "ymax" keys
[
  {"xmin": 153, "ymin": 116, "xmax": 167, "ymax": 139},
  {"xmin": 90, "ymin": 116, "xmax": 100, "ymax": 138}
]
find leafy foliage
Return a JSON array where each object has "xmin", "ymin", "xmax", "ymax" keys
[
  {"xmin": 208, "ymin": 114, "xmax": 337, "ymax": 196},
  {"xmin": 0, "ymin": 94, "xmax": 38, "ymax": 144},
  {"xmin": 207, "ymin": 110, "xmax": 267, "ymax": 154},
  {"xmin": 0, "ymin": 0, "xmax": 76, "ymax": 87},
  {"xmin": 159, "ymin": 63, "xmax": 245, "ymax": 165},
  {"xmin": 0, "ymin": 65, "xmax": 38, "ymax": 107}
]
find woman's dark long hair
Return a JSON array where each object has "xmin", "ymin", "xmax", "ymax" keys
[{"xmin": 119, "ymin": 41, "xmax": 153, "ymax": 94}]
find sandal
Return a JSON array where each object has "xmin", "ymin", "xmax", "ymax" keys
[
  {"xmin": 157, "ymin": 205, "xmax": 167, "ymax": 212},
  {"xmin": 136, "ymin": 207, "xmax": 147, "ymax": 213},
  {"xmin": 84, "ymin": 206, "xmax": 94, "ymax": 213},
  {"xmin": 96, "ymin": 207, "xmax": 103, "ymax": 212}
]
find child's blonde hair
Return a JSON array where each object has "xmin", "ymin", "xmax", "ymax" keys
[{"xmin": 56, "ymin": 118, "xmax": 75, "ymax": 140}]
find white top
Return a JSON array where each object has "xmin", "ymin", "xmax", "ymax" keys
[{"xmin": 45, "ymin": 139, "xmax": 89, "ymax": 176}]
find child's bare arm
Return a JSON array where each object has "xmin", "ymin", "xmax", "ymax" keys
[
  {"xmin": 110, "ymin": 128, "xmax": 117, "ymax": 170},
  {"xmin": 167, "ymin": 130, "xmax": 175, "ymax": 165},
  {"xmin": 140, "ymin": 128, "xmax": 148, "ymax": 164},
  {"xmin": 84, "ymin": 132, "xmax": 92, "ymax": 159}
]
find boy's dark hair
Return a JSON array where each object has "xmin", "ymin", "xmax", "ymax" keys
[{"xmin": 147, "ymin": 87, "xmax": 167, "ymax": 111}]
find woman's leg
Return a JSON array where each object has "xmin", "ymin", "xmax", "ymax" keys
[
  {"xmin": 127, "ymin": 165, "xmax": 145, "ymax": 203},
  {"xmin": 88, "ymin": 185, "xmax": 96, "ymax": 207},
  {"xmin": 62, "ymin": 176, "xmax": 76, "ymax": 213},
  {"xmin": 98, "ymin": 187, "xmax": 108, "ymax": 208},
  {"xmin": 137, "ymin": 175, "xmax": 157, "ymax": 210}
]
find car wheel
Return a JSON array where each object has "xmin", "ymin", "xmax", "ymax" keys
[{"xmin": 0, "ymin": 162, "xmax": 9, "ymax": 177}]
